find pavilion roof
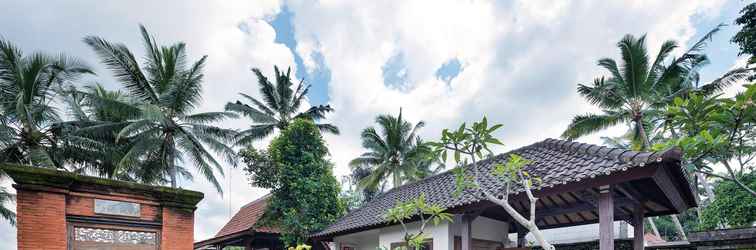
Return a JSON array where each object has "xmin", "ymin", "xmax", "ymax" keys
[{"xmin": 313, "ymin": 138, "xmax": 696, "ymax": 238}]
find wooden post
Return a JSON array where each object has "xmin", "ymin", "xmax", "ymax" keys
[
  {"xmin": 599, "ymin": 185, "xmax": 614, "ymax": 250},
  {"xmin": 633, "ymin": 203, "xmax": 645, "ymax": 250},
  {"xmin": 461, "ymin": 214, "xmax": 474, "ymax": 250}
]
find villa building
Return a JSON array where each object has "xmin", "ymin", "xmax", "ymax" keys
[{"xmin": 194, "ymin": 195, "xmax": 284, "ymax": 250}]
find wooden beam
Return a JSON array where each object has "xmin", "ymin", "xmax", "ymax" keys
[
  {"xmin": 599, "ymin": 185, "xmax": 614, "ymax": 250},
  {"xmin": 632, "ymin": 203, "xmax": 644, "ymax": 250},
  {"xmin": 652, "ymin": 167, "xmax": 688, "ymax": 212}
]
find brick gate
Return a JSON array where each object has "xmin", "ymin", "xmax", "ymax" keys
[{"xmin": 1, "ymin": 164, "xmax": 204, "ymax": 250}]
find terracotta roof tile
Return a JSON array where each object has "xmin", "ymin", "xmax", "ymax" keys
[{"xmin": 215, "ymin": 194, "xmax": 279, "ymax": 238}]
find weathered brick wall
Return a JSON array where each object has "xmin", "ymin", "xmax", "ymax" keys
[
  {"xmin": 161, "ymin": 207, "xmax": 195, "ymax": 250},
  {"xmin": 16, "ymin": 189, "xmax": 67, "ymax": 250}
]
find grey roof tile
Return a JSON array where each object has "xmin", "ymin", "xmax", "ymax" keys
[{"xmin": 313, "ymin": 138, "xmax": 678, "ymax": 237}]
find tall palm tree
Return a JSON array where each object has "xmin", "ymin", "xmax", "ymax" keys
[
  {"xmin": 225, "ymin": 66, "xmax": 338, "ymax": 146},
  {"xmin": 349, "ymin": 109, "xmax": 433, "ymax": 192},
  {"xmin": 59, "ymin": 84, "xmax": 171, "ymax": 183},
  {"xmin": 0, "ymin": 38, "xmax": 92, "ymax": 167},
  {"xmin": 84, "ymin": 25, "xmax": 237, "ymax": 192},
  {"xmin": 562, "ymin": 27, "xmax": 747, "ymax": 150}
]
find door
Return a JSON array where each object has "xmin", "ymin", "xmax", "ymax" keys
[{"xmin": 69, "ymin": 223, "xmax": 159, "ymax": 250}]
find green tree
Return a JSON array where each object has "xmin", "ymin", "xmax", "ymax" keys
[
  {"xmin": 700, "ymin": 172, "xmax": 756, "ymax": 229},
  {"xmin": 225, "ymin": 66, "xmax": 338, "ymax": 146},
  {"xmin": 59, "ymin": 84, "xmax": 170, "ymax": 184},
  {"xmin": 430, "ymin": 117, "xmax": 554, "ymax": 250},
  {"xmin": 383, "ymin": 193, "xmax": 452, "ymax": 250},
  {"xmin": 660, "ymin": 84, "xmax": 756, "ymax": 197},
  {"xmin": 259, "ymin": 119, "xmax": 343, "ymax": 245},
  {"xmin": 349, "ymin": 109, "xmax": 436, "ymax": 194},
  {"xmin": 732, "ymin": 2, "xmax": 756, "ymax": 71},
  {"xmin": 0, "ymin": 38, "xmax": 92, "ymax": 167},
  {"xmin": 561, "ymin": 28, "xmax": 734, "ymax": 150},
  {"xmin": 84, "ymin": 25, "xmax": 237, "ymax": 192}
]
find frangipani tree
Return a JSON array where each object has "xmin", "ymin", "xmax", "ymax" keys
[
  {"xmin": 429, "ymin": 117, "xmax": 555, "ymax": 250},
  {"xmin": 384, "ymin": 193, "xmax": 452, "ymax": 250}
]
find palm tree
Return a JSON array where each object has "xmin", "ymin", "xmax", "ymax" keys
[
  {"xmin": 225, "ymin": 66, "xmax": 338, "ymax": 146},
  {"xmin": 0, "ymin": 185, "xmax": 14, "ymax": 226},
  {"xmin": 58, "ymin": 84, "xmax": 171, "ymax": 183},
  {"xmin": 84, "ymin": 25, "xmax": 237, "ymax": 193},
  {"xmin": 349, "ymin": 109, "xmax": 434, "ymax": 192},
  {"xmin": 562, "ymin": 27, "xmax": 747, "ymax": 150},
  {"xmin": 0, "ymin": 38, "xmax": 92, "ymax": 167}
]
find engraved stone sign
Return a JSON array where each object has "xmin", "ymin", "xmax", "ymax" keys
[
  {"xmin": 74, "ymin": 227, "xmax": 157, "ymax": 245},
  {"xmin": 94, "ymin": 199, "xmax": 140, "ymax": 217}
]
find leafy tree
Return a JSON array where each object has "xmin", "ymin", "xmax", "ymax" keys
[
  {"xmin": 259, "ymin": 119, "xmax": 344, "ymax": 245},
  {"xmin": 733, "ymin": 2, "xmax": 756, "ymax": 71},
  {"xmin": 659, "ymin": 84, "xmax": 756, "ymax": 197},
  {"xmin": 700, "ymin": 172, "xmax": 756, "ymax": 229},
  {"xmin": 350, "ymin": 109, "xmax": 436, "ymax": 194},
  {"xmin": 430, "ymin": 117, "xmax": 554, "ymax": 250},
  {"xmin": 225, "ymin": 66, "xmax": 338, "ymax": 146},
  {"xmin": 84, "ymin": 25, "xmax": 237, "ymax": 192},
  {"xmin": 383, "ymin": 193, "xmax": 452, "ymax": 250},
  {"xmin": 0, "ymin": 38, "xmax": 92, "ymax": 167}
]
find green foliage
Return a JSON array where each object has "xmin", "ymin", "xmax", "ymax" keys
[
  {"xmin": 732, "ymin": 2, "xmax": 756, "ymax": 70},
  {"xmin": 84, "ymin": 25, "xmax": 237, "ymax": 193},
  {"xmin": 225, "ymin": 66, "xmax": 338, "ymax": 147},
  {"xmin": 0, "ymin": 37, "xmax": 93, "ymax": 167},
  {"xmin": 383, "ymin": 193, "xmax": 452, "ymax": 250},
  {"xmin": 656, "ymin": 84, "xmax": 756, "ymax": 196},
  {"xmin": 260, "ymin": 119, "xmax": 344, "ymax": 246},
  {"xmin": 700, "ymin": 172, "xmax": 756, "ymax": 229},
  {"xmin": 561, "ymin": 28, "xmax": 746, "ymax": 151},
  {"xmin": 240, "ymin": 146, "xmax": 278, "ymax": 189},
  {"xmin": 350, "ymin": 109, "xmax": 439, "ymax": 197},
  {"xmin": 429, "ymin": 117, "xmax": 535, "ymax": 197}
]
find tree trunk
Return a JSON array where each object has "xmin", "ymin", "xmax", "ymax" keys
[
  {"xmin": 167, "ymin": 134, "xmax": 177, "ymax": 188},
  {"xmin": 670, "ymin": 215, "xmax": 687, "ymax": 240},
  {"xmin": 635, "ymin": 118, "xmax": 650, "ymax": 151}
]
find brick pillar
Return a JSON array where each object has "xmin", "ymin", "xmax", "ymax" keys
[
  {"xmin": 161, "ymin": 207, "xmax": 195, "ymax": 250},
  {"xmin": 16, "ymin": 189, "xmax": 67, "ymax": 250}
]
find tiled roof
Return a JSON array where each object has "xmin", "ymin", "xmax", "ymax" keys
[
  {"xmin": 215, "ymin": 194, "xmax": 279, "ymax": 238},
  {"xmin": 314, "ymin": 138, "xmax": 681, "ymax": 237}
]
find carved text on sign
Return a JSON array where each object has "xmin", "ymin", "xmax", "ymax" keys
[
  {"xmin": 94, "ymin": 199, "xmax": 140, "ymax": 217},
  {"xmin": 74, "ymin": 227, "xmax": 157, "ymax": 245}
]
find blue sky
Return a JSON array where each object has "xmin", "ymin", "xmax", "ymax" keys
[{"xmin": 0, "ymin": 0, "xmax": 752, "ymax": 248}]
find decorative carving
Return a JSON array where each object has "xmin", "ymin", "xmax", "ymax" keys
[
  {"xmin": 74, "ymin": 227, "xmax": 157, "ymax": 245},
  {"xmin": 94, "ymin": 199, "xmax": 140, "ymax": 217}
]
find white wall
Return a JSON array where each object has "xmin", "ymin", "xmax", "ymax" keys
[
  {"xmin": 508, "ymin": 221, "xmax": 635, "ymax": 245},
  {"xmin": 334, "ymin": 229, "xmax": 380, "ymax": 250},
  {"xmin": 449, "ymin": 216, "xmax": 510, "ymax": 244},
  {"xmin": 378, "ymin": 221, "xmax": 452, "ymax": 250}
]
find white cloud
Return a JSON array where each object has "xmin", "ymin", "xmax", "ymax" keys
[{"xmin": 286, "ymin": 0, "xmax": 728, "ymax": 180}]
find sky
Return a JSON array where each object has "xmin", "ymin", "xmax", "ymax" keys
[{"xmin": 0, "ymin": 0, "xmax": 752, "ymax": 248}]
